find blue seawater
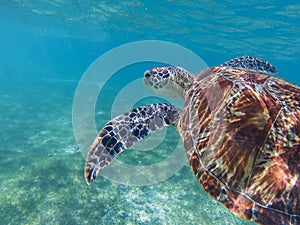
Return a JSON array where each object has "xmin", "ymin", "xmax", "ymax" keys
[{"xmin": 0, "ymin": 1, "xmax": 299, "ymax": 224}]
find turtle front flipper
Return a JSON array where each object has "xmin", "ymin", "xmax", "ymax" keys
[
  {"xmin": 85, "ymin": 103, "xmax": 182, "ymax": 184},
  {"xmin": 221, "ymin": 56, "xmax": 278, "ymax": 74}
]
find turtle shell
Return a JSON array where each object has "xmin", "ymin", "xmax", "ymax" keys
[{"xmin": 181, "ymin": 66, "xmax": 300, "ymax": 225}]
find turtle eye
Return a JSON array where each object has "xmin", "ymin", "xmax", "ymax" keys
[{"xmin": 162, "ymin": 74, "xmax": 169, "ymax": 79}]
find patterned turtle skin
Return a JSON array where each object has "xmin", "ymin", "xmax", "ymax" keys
[{"xmin": 85, "ymin": 56, "xmax": 300, "ymax": 225}]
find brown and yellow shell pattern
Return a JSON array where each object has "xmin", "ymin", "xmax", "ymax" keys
[{"xmin": 181, "ymin": 66, "xmax": 300, "ymax": 225}]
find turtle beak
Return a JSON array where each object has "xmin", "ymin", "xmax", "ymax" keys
[{"xmin": 143, "ymin": 70, "xmax": 154, "ymax": 88}]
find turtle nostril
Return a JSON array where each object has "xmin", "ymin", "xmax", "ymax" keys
[{"xmin": 144, "ymin": 72, "xmax": 151, "ymax": 78}]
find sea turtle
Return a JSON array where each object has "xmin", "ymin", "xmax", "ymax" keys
[{"xmin": 85, "ymin": 56, "xmax": 300, "ymax": 225}]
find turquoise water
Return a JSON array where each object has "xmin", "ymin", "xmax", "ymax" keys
[{"xmin": 0, "ymin": 1, "xmax": 299, "ymax": 224}]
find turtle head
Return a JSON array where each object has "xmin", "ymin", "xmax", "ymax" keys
[{"xmin": 144, "ymin": 66, "xmax": 194, "ymax": 99}]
